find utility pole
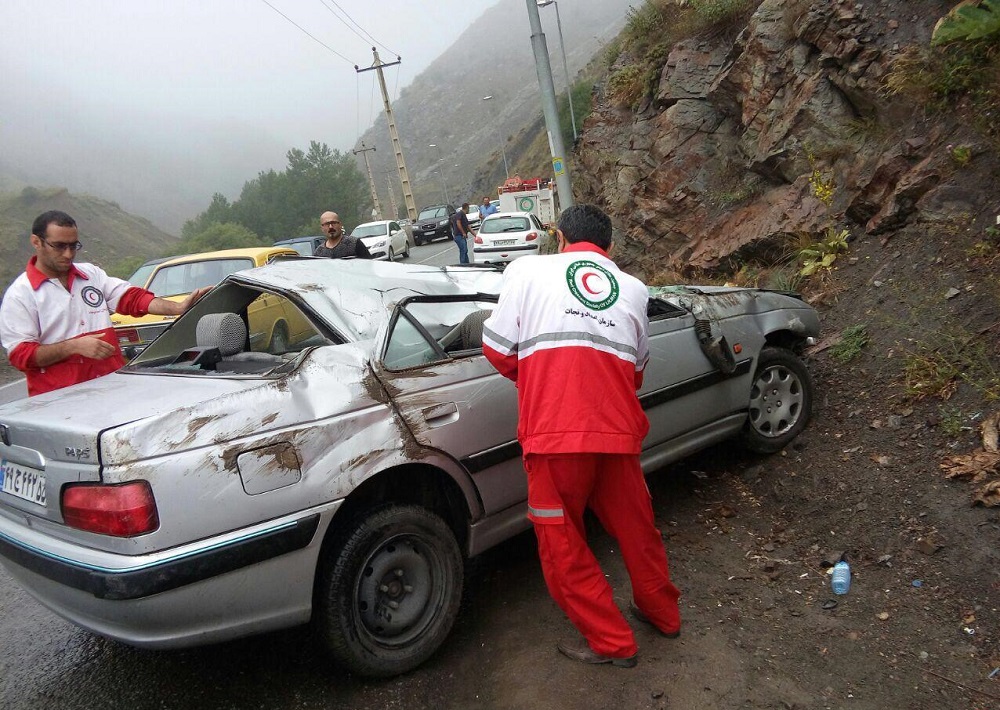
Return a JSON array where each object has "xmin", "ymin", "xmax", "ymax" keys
[
  {"xmin": 357, "ymin": 49, "xmax": 417, "ymax": 221},
  {"xmin": 353, "ymin": 142, "xmax": 382, "ymax": 220},
  {"xmin": 525, "ymin": 0, "xmax": 573, "ymax": 210},
  {"xmin": 385, "ymin": 172, "xmax": 399, "ymax": 220},
  {"xmin": 537, "ymin": 0, "xmax": 577, "ymax": 142}
]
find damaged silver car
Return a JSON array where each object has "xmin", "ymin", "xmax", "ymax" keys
[{"xmin": 0, "ymin": 259, "xmax": 819, "ymax": 677}]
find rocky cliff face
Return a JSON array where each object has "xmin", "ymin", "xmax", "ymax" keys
[{"xmin": 576, "ymin": 0, "xmax": 993, "ymax": 280}]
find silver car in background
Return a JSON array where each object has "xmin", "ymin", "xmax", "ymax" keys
[{"xmin": 0, "ymin": 259, "xmax": 819, "ymax": 678}]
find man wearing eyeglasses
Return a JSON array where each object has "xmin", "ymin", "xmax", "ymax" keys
[
  {"xmin": 0, "ymin": 210, "xmax": 210, "ymax": 396},
  {"xmin": 314, "ymin": 210, "xmax": 372, "ymax": 259}
]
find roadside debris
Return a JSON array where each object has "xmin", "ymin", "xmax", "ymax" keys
[
  {"xmin": 940, "ymin": 411, "xmax": 1000, "ymax": 506},
  {"xmin": 915, "ymin": 536, "xmax": 944, "ymax": 556}
]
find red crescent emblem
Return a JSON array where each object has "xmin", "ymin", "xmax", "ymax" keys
[{"xmin": 581, "ymin": 272, "xmax": 602, "ymax": 295}]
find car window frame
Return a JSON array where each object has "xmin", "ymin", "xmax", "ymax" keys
[
  {"xmin": 146, "ymin": 257, "xmax": 256, "ymax": 298},
  {"xmin": 381, "ymin": 294, "xmax": 499, "ymax": 371}
]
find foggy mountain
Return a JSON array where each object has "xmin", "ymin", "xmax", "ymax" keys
[
  {"xmin": 1, "ymin": 0, "xmax": 633, "ymax": 233},
  {"xmin": 355, "ymin": 0, "xmax": 635, "ymax": 210},
  {"xmin": 0, "ymin": 62, "xmax": 289, "ymax": 235}
]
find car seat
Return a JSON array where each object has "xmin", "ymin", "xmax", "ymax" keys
[
  {"xmin": 196, "ymin": 313, "xmax": 284, "ymax": 371},
  {"xmin": 459, "ymin": 309, "xmax": 492, "ymax": 350}
]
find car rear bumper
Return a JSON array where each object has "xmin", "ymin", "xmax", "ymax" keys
[
  {"xmin": 415, "ymin": 227, "xmax": 449, "ymax": 243},
  {"xmin": 472, "ymin": 244, "xmax": 539, "ymax": 263},
  {"xmin": 0, "ymin": 502, "xmax": 339, "ymax": 648}
]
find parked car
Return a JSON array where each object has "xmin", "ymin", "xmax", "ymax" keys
[
  {"xmin": 464, "ymin": 205, "xmax": 481, "ymax": 231},
  {"xmin": 111, "ymin": 246, "xmax": 299, "ymax": 358},
  {"xmin": 273, "ymin": 235, "xmax": 325, "ymax": 257},
  {"xmin": 412, "ymin": 204, "xmax": 456, "ymax": 245},
  {"xmin": 125, "ymin": 256, "xmax": 178, "ymax": 287},
  {"xmin": 472, "ymin": 211, "xmax": 547, "ymax": 264},
  {"xmin": 0, "ymin": 258, "xmax": 819, "ymax": 679},
  {"xmin": 351, "ymin": 220, "xmax": 411, "ymax": 261}
]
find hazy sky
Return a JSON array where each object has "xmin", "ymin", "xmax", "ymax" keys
[{"xmin": 2, "ymin": 0, "xmax": 495, "ymax": 152}]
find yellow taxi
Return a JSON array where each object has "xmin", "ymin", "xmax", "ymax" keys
[{"xmin": 112, "ymin": 246, "xmax": 301, "ymax": 358}]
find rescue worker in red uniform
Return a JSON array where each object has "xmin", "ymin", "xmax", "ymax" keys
[
  {"xmin": 0, "ymin": 210, "xmax": 210, "ymax": 396},
  {"xmin": 482, "ymin": 203, "xmax": 681, "ymax": 667}
]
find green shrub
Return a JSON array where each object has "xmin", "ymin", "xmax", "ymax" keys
[
  {"xmin": 932, "ymin": 0, "xmax": 1000, "ymax": 45},
  {"xmin": 608, "ymin": 65, "xmax": 646, "ymax": 107},
  {"xmin": 830, "ymin": 324, "xmax": 869, "ymax": 363},
  {"xmin": 884, "ymin": 39, "xmax": 1000, "ymax": 144}
]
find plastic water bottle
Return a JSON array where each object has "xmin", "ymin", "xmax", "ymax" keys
[{"xmin": 831, "ymin": 560, "xmax": 851, "ymax": 595}]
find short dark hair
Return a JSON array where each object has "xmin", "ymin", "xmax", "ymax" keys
[
  {"xmin": 461, "ymin": 202, "xmax": 470, "ymax": 210},
  {"xmin": 557, "ymin": 204, "xmax": 612, "ymax": 250},
  {"xmin": 32, "ymin": 210, "xmax": 76, "ymax": 239}
]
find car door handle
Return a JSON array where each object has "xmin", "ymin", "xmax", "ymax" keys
[{"xmin": 421, "ymin": 402, "xmax": 459, "ymax": 427}]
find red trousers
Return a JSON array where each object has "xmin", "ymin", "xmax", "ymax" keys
[{"xmin": 524, "ymin": 452, "xmax": 681, "ymax": 658}]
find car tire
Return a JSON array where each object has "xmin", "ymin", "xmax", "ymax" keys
[
  {"xmin": 269, "ymin": 322, "xmax": 289, "ymax": 354},
  {"xmin": 741, "ymin": 346, "xmax": 813, "ymax": 454},
  {"xmin": 387, "ymin": 246, "xmax": 395, "ymax": 262},
  {"xmin": 402, "ymin": 239, "xmax": 410, "ymax": 259},
  {"xmin": 315, "ymin": 504, "xmax": 463, "ymax": 678}
]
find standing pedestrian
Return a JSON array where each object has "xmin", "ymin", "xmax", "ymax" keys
[
  {"xmin": 450, "ymin": 204, "xmax": 472, "ymax": 264},
  {"xmin": 481, "ymin": 203, "xmax": 681, "ymax": 667},
  {"xmin": 0, "ymin": 210, "xmax": 210, "ymax": 396},
  {"xmin": 314, "ymin": 211, "xmax": 372, "ymax": 259},
  {"xmin": 479, "ymin": 195, "xmax": 498, "ymax": 221}
]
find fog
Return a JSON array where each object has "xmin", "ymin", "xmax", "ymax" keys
[{"xmin": 1, "ymin": 0, "xmax": 496, "ymax": 231}]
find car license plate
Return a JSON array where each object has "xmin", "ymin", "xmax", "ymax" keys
[
  {"xmin": 493, "ymin": 239, "xmax": 516, "ymax": 246},
  {"xmin": 0, "ymin": 460, "xmax": 47, "ymax": 506}
]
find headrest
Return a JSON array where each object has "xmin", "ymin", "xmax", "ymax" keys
[{"xmin": 196, "ymin": 313, "xmax": 246, "ymax": 357}]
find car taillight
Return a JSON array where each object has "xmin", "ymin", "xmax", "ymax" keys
[
  {"xmin": 526, "ymin": 232, "xmax": 538, "ymax": 241},
  {"xmin": 62, "ymin": 481, "xmax": 159, "ymax": 536},
  {"xmin": 116, "ymin": 328, "xmax": 140, "ymax": 345},
  {"xmin": 474, "ymin": 235, "xmax": 483, "ymax": 244}
]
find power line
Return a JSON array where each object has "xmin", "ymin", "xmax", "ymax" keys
[
  {"xmin": 319, "ymin": 0, "xmax": 400, "ymax": 58},
  {"xmin": 259, "ymin": 0, "xmax": 355, "ymax": 66}
]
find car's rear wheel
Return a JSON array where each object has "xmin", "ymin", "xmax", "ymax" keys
[
  {"xmin": 402, "ymin": 239, "xmax": 410, "ymax": 259},
  {"xmin": 742, "ymin": 346, "xmax": 813, "ymax": 454},
  {"xmin": 315, "ymin": 505, "xmax": 463, "ymax": 678}
]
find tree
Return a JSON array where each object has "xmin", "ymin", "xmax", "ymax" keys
[
  {"xmin": 187, "ymin": 141, "xmax": 372, "ymax": 243},
  {"xmin": 181, "ymin": 193, "xmax": 232, "ymax": 240},
  {"xmin": 173, "ymin": 222, "xmax": 261, "ymax": 255}
]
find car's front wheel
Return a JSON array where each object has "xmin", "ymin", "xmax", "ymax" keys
[
  {"xmin": 315, "ymin": 505, "xmax": 463, "ymax": 678},
  {"xmin": 741, "ymin": 346, "xmax": 813, "ymax": 454}
]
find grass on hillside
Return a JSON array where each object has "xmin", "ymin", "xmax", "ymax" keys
[
  {"xmin": 607, "ymin": 0, "xmax": 761, "ymax": 108},
  {"xmin": 0, "ymin": 187, "xmax": 179, "ymax": 285}
]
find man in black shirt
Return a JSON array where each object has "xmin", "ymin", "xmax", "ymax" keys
[{"xmin": 314, "ymin": 211, "xmax": 372, "ymax": 259}]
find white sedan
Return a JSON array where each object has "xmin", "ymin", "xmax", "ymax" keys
[
  {"xmin": 352, "ymin": 220, "xmax": 411, "ymax": 261},
  {"xmin": 472, "ymin": 211, "xmax": 547, "ymax": 264}
]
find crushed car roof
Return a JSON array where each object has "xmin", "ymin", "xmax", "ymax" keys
[{"xmin": 230, "ymin": 258, "xmax": 505, "ymax": 341}]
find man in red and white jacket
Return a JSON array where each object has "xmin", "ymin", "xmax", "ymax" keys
[
  {"xmin": 0, "ymin": 210, "xmax": 210, "ymax": 397},
  {"xmin": 482, "ymin": 204, "xmax": 681, "ymax": 668}
]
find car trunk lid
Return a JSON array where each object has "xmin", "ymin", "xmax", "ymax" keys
[{"xmin": 0, "ymin": 373, "xmax": 263, "ymax": 523}]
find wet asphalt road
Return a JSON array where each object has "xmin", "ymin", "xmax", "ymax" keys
[{"xmin": 0, "ymin": 532, "xmax": 546, "ymax": 710}]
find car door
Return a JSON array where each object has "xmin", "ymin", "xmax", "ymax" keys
[
  {"xmin": 388, "ymin": 221, "xmax": 405, "ymax": 255},
  {"xmin": 638, "ymin": 297, "xmax": 752, "ymax": 466},
  {"xmin": 375, "ymin": 296, "xmax": 525, "ymax": 516}
]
